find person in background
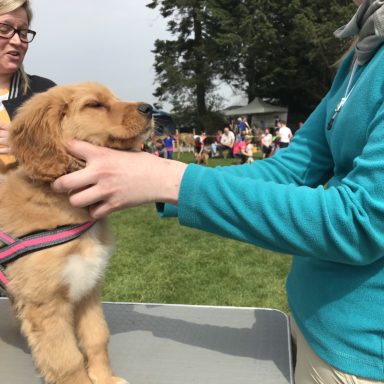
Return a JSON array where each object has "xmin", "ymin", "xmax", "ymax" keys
[
  {"xmin": 242, "ymin": 116, "xmax": 251, "ymax": 133},
  {"xmin": 261, "ymin": 128, "xmax": 273, "ymax": 159},
  {"xmin": 210, "ymin": 130, "xmax": 219, "ymax": 158},
  {"xmin": 244, "ymin": 135, "xmax": 254, "ymax": 163},
  {"xmin": 163, "ymin": 134, "xmax": 176, "ymax": 159},
  {"xmin": 236, "ymin": 116, "xmax": 250, "ymax": 135},
  {"xmin": 0, "ymin": 0, "xmax": 55, "ymax": 172},
  {"xmin": 236, "ymin": 116, "xmax": 244, "ymax": 134},
  {"xmin": 52, "ymin": 0, "xmax": 384, "ymax": 382},
  {"xmin": 276, "ymin": 120, "xmax": 293, "ymax": 149},
  {"xmin": 193, "ymin": 132, "xmax": 208, "ymax": 165},
  {"xmin": 217, "ymin": 126, "xmax": 235, "ymax": 158},
  {"xmin": 213, "ymin": 129, "xmax": 222, "ymax": 158},
  {"xmin": 152, "ymin": 138, "xmax": 167, "ymax": 158},
  {"xmin": 216, "ymin": 129, "xmax": 223, "ymax": 142},
  {"xmin": 239, "ymin": 135, "xmax": 254, "ymax": 164}
]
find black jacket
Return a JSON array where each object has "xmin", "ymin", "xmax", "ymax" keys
[{"xmin": 3, "ymin": 74, "xmax": 56, "ymax": 119}]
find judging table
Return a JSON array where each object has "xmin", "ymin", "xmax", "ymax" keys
[{"xmin": 0, "ymin": 298, "xmax": 293, "ymax": 383}]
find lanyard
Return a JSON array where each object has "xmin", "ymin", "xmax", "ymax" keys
[{"xmin": 327, "ymin": 60, "xmax": 360, "ymax": 130}]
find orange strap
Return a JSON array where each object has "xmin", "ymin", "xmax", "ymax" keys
[{"xmin": 0, "ymin": 89, "xmax": 16, "ymax": 168}]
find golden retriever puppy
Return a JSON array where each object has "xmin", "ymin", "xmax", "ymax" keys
[{"xmin": 0, "ymin": 82, "xmax": 153, "ymax": 384}]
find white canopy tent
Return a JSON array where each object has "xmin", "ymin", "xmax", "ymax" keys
[{"xmin": 223, "ymin": 97, "xmax": 288, "ymax": 129}]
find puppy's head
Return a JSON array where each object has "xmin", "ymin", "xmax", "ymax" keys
[{"xmin": 10, "ymin": 82, "xmax": 153, "ymax": 182}]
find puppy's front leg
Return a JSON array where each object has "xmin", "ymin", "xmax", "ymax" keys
[
  {"xmin": 16, "ymin": 298, "xmax": 92, "ymax": 384},
  {"xmin": 75, "ymin": 288, "xmax": 128, "ymax": 384}
]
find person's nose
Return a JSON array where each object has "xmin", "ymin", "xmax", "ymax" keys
[{"xmin": 9, "ymin": 32, "xmax": 23, "ymax": 45}]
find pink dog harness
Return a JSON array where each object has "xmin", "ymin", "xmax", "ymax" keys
[{"xmin": 0, "ymin": 221, "xmax": 96, "ymax": 290}]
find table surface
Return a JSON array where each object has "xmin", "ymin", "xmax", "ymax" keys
[{"xmin": 0, "ymin": 298, "xmax": 293, "ymax": 384}]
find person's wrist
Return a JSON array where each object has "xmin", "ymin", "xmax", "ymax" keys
[{"xmin": 156, "ymin": 158, "xmax": 187, "ymax": 205}]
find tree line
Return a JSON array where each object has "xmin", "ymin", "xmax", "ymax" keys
[{"xmin": 147, "ymin": 0, "xmax": 356, "ymax": 132}]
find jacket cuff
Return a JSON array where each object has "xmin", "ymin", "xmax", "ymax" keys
[{"xmin": 156, "ymin": 202, "xmax": 179, "ymax": 217}]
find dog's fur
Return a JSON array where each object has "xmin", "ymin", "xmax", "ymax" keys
[
  {"xmin": 195, "ymin": 150, "xmax": 209, "ymax": 166},
  {"xmin": 0, "ymin": 82, "xmax": 153, "ymax": 384}
]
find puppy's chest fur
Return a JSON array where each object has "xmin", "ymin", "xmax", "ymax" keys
[{"xmin": 62, "ymin": 225, "xmax": 115, "ymax": 302}]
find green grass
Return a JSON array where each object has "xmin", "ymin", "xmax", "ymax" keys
[
  {"xmin": 173, "ymin": 149, "xmax": 264, "ymax": 167},
  {"xmin": 102, "ymin": 152, "xmax": 291, "ymax": 312}
]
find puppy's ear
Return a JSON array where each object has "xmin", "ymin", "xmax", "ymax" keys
[{"xmin": 10, "ymin": 88, "xmax": 81, "ymax": 182}]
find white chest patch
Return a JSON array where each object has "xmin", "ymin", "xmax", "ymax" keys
[{"xmin": 61, "ymin": 228, "xmax": 114, "ymax": 302}]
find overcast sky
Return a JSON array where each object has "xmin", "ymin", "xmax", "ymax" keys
[
  {"xmin": 24, "ymin": 0, "xmax": 244, "ymax": 110},
  {"xmin": 24, "ymin": 0, "xmax": 244, "ymax": 112},
  {"xmin": 24, "ymin": 0, "xmax": 174, "ymax": 110}
]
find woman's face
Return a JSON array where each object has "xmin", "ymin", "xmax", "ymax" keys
[{"xmin": 0, "ymin": 7, "xmax": 29, "ymax": 80}]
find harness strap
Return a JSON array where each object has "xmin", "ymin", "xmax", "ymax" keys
[
  {"xmin": 0, "ymin": 221, "xmax": 97, "ymax": 289},
  {"xmin": 0, "ymin": 265, "xmax": 7, "ymax": 288}
]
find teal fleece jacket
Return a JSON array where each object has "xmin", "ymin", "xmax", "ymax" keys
[{"xmin": 158, "ymin": 45, "xmax": 384, "ymax": 379}]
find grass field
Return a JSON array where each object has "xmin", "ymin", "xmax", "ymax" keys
[{"xmin": 102, "ymin": 151, "xmax": 292, "ymax": 312}]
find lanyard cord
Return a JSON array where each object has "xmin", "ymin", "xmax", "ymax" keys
[
  {"xmin": 345, "ymin": 59, "xmax": 359, "ymax": 97},
  {"xmin": 327, "ymin": 60, "xmax": 360, "ymax": 130}
]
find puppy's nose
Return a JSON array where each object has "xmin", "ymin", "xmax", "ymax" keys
[{"xmin": 137, "ymin": 103, "xmax": 153, "ymax": 116}]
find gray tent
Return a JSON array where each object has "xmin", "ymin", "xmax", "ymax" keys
[
  {"xmin": 223, "ymin": 97, "xmax": 288, "ymax": 116},
  {"xmin": 223, "ymin": 97, "xmax": 288, "ymax": 128}
]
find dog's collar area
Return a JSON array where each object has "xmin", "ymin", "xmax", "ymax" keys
[{"xmin": 0, "ymin": 221, "xmax": 97, "ymax": 291}]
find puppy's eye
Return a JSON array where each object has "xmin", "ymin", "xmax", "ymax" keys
[{"xmin": 85, "ymin": 101, "xmax": 105, "ymax": 109}]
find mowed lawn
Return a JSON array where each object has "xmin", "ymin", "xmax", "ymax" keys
[{"xmin": 102, "ymin": 151, "xmax": 292, "ymax": 312}]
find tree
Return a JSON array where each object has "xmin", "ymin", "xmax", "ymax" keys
[
  {"xmin": 146, "ymin": 0, "xmax": 239, "ymax": 132},
  {"xmin": 232, "ymin": 0, "xmax": 356, "ymax": 117},
  {"xmin": 148, "ymin": 0, "xmax": 356, "ymax": 127}
]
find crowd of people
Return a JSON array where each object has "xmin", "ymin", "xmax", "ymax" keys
[{"xmin": 148, "ymin": 116, "xmax": 294, "ymax": 165}]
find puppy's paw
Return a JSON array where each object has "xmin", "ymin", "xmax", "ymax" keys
[
  {"xmin": 89, "ymin": 374, "xmax": 129, "ymax": 384},
  {"xmin": 110, "ymin": 377, "xmax": 129, "ymax": 384}
]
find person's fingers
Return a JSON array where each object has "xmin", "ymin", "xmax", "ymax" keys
[
  {"xmin": 88, "ymin": 201, "xmax": 115, "ymax": 220},
  {"xmin": 0, "ymin": 147, "xmax": 10, "ymax": 154},
  {"xmin": 0, "ymin": 123, "xmax": 10, "ymax": 131},
  {"xmin": 52, "ymin": 140, "xmax": 103, "ymax": 193},
  {"xmin": 64, "ymin": 140, "xmax": 100, "ymax": 161},
  {"xmin": 52, "ymin": 169, "xmax": 96, "ymax": 193},
  {"xmin": 0, "ymin": 125, "xmax": 10, "ymax": 153},
  {"xmin": 67, "ymin": 184, "xmax": 107, "ymax": 208}
]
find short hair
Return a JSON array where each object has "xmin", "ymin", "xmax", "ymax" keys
[
  {"xmin": 0, "ymin": 0, "xmax": 32, "ymax": 20},
  {"xmin": 0, "ymin": 0, "xmax": 33, "ymax": 95}
]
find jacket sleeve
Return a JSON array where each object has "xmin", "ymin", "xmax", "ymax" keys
[
  {"xmin": 157, "ymin": 93, "xmax": 334, "ymax": 217},
  {"xmin": 176, "ymin": 98, "xmax": 384, "ymax": 266},
  {"xmin": 201, "ymin": 51, "xmax": 357, "ymax": 187}
]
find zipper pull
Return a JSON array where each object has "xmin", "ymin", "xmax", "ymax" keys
[
  {"xmin": 327, "ymin": 112, "xmax": 337, "ymax": 130},
  {"xmin": 335, "ymin": 97, "xmax": 347, "ymax": 112},
  {"xmin": 328, "ymin": 97, "xmax": 347, "ymax": 130}
]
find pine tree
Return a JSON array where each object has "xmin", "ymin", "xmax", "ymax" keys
[
  {"xmin": 233, "ymin": 0, "xmax": 356, "ymax": 116},
  {"xmin": 147, "ymin": 0, "xmax": 356, "ymax": 126}
]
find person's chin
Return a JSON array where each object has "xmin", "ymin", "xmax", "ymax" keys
[
  {"xmin": 0, "ymin": 63, "xmax": 21, "ymax": 77},
  {"xmin": 2, "ymin": 56, "xmax": 24, "ymax": 70}
]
